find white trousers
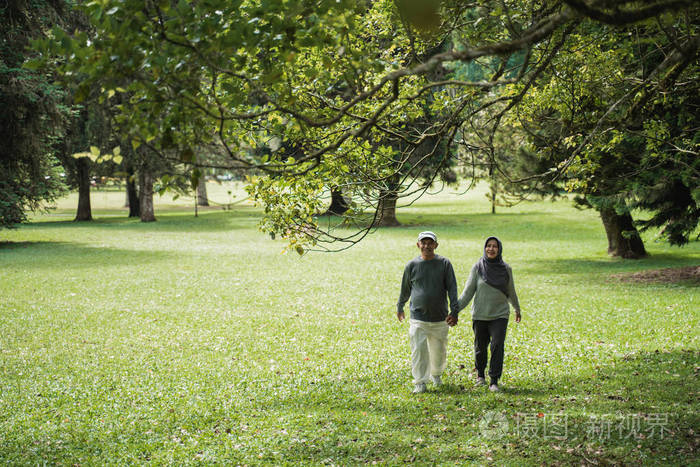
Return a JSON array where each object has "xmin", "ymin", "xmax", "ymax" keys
[{"xmin": 409, "ymin": 319, "xmax": 449, "ymax": 385}]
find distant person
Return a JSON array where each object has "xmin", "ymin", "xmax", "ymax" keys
[
  {"xmin": 447, "ymin": 236, "xmax": 521, "ymax": 392},
  {"xmin": 397, "ymin": 231, "xmax": 459, "ymax": 394}
]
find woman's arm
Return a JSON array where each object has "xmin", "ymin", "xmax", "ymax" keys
[
  {"xmin": 506, "ymin": 266, "xmax": 522, "ymax": 321},
  {"xmin": 457, "ymin": 264, "xmax": 478, "ymax": 311}
]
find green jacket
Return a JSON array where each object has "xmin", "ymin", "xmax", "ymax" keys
[{"xmin": 397, "ymin": 255, "xmax": 459, "ymax": 322}]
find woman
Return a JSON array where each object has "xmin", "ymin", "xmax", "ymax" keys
[{"xmin": 451, "ymin": 236, "xmax": 521, "ymax": 392}]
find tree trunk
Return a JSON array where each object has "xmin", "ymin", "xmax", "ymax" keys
[
  {"xmin": 321, "ymin": 187, "xmax": 349, "ymax": 216},
  {"xmin": 139, "ymin": 169, "xmax": 156, "ymax": 222},
  {"xmin": 197, "ymin": 176, "xmax": 209, "ymax": 206},
  {"xmin": 126, "ymin": 165, "xmax": 140, "ymax": 217},
  {"xmin": 599, "ymin": 207, "xmax": 647, "ymax": 259},
  {"xmin": 74, "ymin": 157, "xmax": 92, "ymax": 221},
  {"xmin": 375, "ymin": 189, "xmax": 400, "ymax": 227},
  {"xmin": 490, "ymin": 183, "xmax": 497, "ymax": 214}
]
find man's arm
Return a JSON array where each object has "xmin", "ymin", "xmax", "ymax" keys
[
  {"xmin": 396, "ymin": 263, "xmax": 411, "ymax": 321},
  {"xmin": 445, "ymin": 260, "xmax": 460, "ymax": 326}
]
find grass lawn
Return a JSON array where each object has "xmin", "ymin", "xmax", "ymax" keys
[{"xmin": 1, "ymin": 183, "xmax": 698, "ymax": 465}]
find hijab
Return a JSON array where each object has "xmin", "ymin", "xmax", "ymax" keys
[{"xmin": 476, "ymin": 236, "xmax": 510, "ymax": 296}]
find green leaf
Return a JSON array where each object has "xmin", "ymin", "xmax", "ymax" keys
[{"xmin": 71, "ymin": 151, "xmax": 92, "ymax": 159}]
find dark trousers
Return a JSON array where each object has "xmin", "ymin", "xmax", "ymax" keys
[{"xmin": 473, "ymin": 318, "xmax": 509, "ymax": 383}]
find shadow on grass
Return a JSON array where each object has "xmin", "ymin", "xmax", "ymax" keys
[
  {"xmin": 24, "ymin": 209, "xmax": 260, "ymax": 233},
  {"xmin": 0, "ymin": 241, "xmax": 64, "ymax": 250},
  {"xmin": 0, "ymin": 241, "xmax": 174, "ymax": 269},
  {"xmin": 227, "ymin": 349, "xmax": 698, "ymax": 464},
  {"xmin": 520, "ymin": 255, "xmax": 700, "ymax": 281}
]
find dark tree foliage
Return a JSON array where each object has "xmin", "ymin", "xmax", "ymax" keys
[
  {"xmin": 492, "ymin": 14, "xmax": 699, "ymax": 256},
  {"xmin": 627, "ymin": 91, "xmax": 700, "ymax": 246},
  {"xmin": 0, "ymin": 0, "xmax": 70, "ymax": 228}
]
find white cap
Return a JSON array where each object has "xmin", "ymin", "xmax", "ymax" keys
[{"xmin": 417, "ymin": 231, "xmax": 437, "ymax": 242}]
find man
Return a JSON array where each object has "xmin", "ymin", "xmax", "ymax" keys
[{"xmin": 397, "ymin": 231, "xmax": 459, "ymax": 394}]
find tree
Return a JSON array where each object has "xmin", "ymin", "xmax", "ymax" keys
[
  {"xmin": 196, "ymin": 176, "xmax": 209, "ymax": 207},
  {"xmin": 124, "ymin": 160, "xmax": 140, "ymax": 218},
  {"xmin": 1, "ymin": 0, "xmax": 70, "ymax": 228},
  {"xmin": 58, "ymin": 101, "xmax": 116, "ymax": 221},
  {"xmin": 456, "ymin": 115, "xmax": 560, "ymax": 214},
  {"xmin": 139, "ymin": 165, "xmax": 156, "ymax": 222},
  {"xmin": 502, "ymin": 14, "xmax": 699, "ymax": 257},
  {"xmin": 35, "ymin": 0, "xmax": 697, "ymax": 251},
  {"xmin": 321, "ymin": 187, "xmax": 351, "ymax": 216}
]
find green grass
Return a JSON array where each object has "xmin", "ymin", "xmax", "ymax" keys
[{"xmin": 1, "ymin": 184, "xmax": 698, "ymax": 465}]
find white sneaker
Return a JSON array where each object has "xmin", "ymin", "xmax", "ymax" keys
[
  {"xmin": 476, "ymin": 376, "xmax": 486, "ymax": 386},
  {"xmin": 489, "ymin": 383, "xmax": 500, "ymax": 392},
  {"xmin": 412, "ymin": 383, "xmax": 427, "ymax": 394},
  {"xmin": 430, "ymin": 375, "xmax": 442, "ymax": 387}
]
